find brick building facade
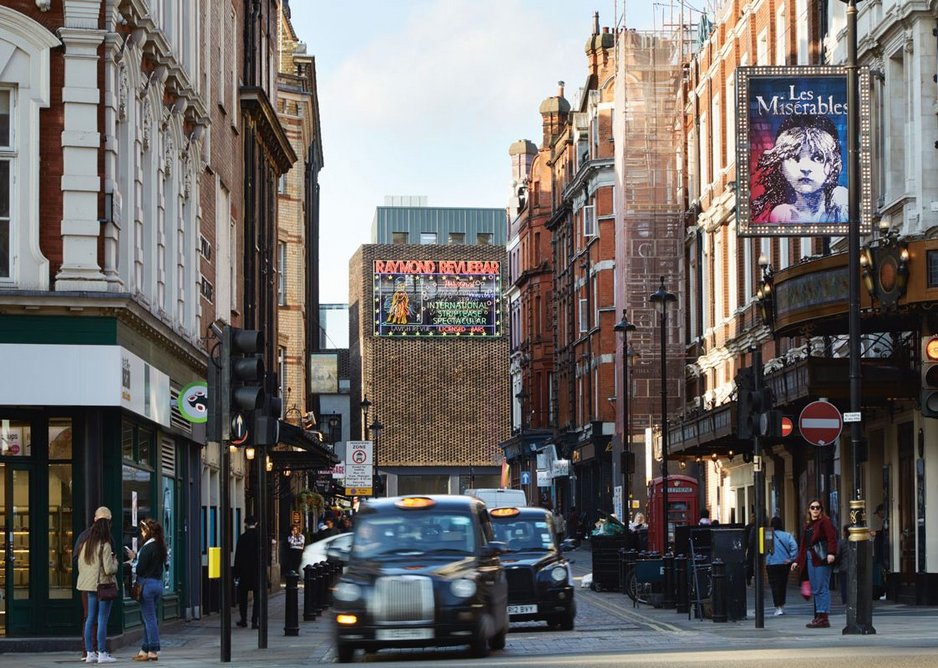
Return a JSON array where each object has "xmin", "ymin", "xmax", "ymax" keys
[{"xmin": 349, "ymin": 243, "xmax": 509, "ymax": 495}]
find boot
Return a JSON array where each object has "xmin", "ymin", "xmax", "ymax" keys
[{"xmin": 806, "ymin": 612, "xmax": 830, "ymax": 628}]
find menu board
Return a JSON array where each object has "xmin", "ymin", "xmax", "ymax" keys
[{"xmin": 373, "ymin": 259, "xmax": 501, "ymax": 337}]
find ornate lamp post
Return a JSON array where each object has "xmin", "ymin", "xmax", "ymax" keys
[
  {"xmin": 614, "ymin": 311, "xmax": 636, "ymax": 506},
  {"xmin": 841, "ymin": 0, "xmax": 875, "ymax": 635},
  {"xmin": 649, "ymin": 277, "xmax": 676, "ymax": 554},
  {"xmin": 360, "ymin": 395, "xmax": 372, "ymax": 440}
]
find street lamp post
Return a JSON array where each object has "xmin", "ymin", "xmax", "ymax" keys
[
  {"xmin": 649, "ymin": 277, "xmax": 676, "ymax": 557},
  {"xmin": 614, "ymin": 311, "xmax": 636, "ymax": 507},
  {"xmin": 841, "ymin": 0, "xmax": 875, "ymax": 635},
  {"xmin": 360, "ymin": 395, "xmax": 372, "ymax": 440},
  {"xmin": 370, "ymin": 419, "xmax": 384, "ymax": 497}
]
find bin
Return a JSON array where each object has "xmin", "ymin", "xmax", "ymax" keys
[{"xmin": 591, "ymin": 534, "xmax": 633, "ymax": 591}]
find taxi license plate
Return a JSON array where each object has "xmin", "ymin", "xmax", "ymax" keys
[
  {"xmin": 507, "ymin": 604, "xmax": 537, "ymax": 615},
  {"xmin": 375, "ymin": 628, "xmax": 434, "ymax": 641}
]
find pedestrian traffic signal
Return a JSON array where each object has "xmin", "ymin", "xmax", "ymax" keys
[
  {"xmin": 921, "ymin": 336, "xmax": 938, "ymax": 418},
  {"xmin": 221, "ymin": 326, "xmax": 265, "ymax": 442}
]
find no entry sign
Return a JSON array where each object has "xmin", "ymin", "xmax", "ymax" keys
[{"xmin": 799, "ymin": 401, "xmax": 843, "ymax": 446}]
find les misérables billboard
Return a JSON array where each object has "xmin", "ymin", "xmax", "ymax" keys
[
  {"xmin": 373, "ymin": 259, "xmax": 501, "ymax": 337},
  {"xmin": 736, "ymin": 66, "xmax": 871, "ymax": 237}
]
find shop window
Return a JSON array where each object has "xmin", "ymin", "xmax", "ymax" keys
[
  {"xmin": 48, "ymin": 463, "xmax": 73, "ymax": 599},
  {"xmin": 122, "ymin": 422, "xmax": 134, "ymax": 460},
  {"xmin": 162, "ymin": 475, "xmax": 176, "ymax": 590},
  {"xmin": 122, "ymin": 464, "xmax": 152, "ymax": 549}
]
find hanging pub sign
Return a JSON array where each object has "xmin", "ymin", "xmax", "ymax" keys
[
  {"xmin": 373, "ymin": 259, "xmax": 501, "ymax": 337},
  {"xmin": 735, "ymin": 66, "xmax": 871, "ymax": 238}
]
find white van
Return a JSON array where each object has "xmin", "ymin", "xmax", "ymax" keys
[{"xmin": 464, "ymin": 488, "xmax": 527, "ymax": 509}]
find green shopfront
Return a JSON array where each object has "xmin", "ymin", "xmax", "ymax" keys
[{"xmin": 0, "ymin": 314, "xmax": 205, "ymax": 641}]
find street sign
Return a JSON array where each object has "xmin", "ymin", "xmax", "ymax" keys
[
  {"xmin": 799, "ymin": 401, "xmax": 843, "ymax": 446},
  {"xmin": 345, "ymin": 486, "xmax": 373, "ymax": 497},
  {"xmin": 781, "ymin": 416, "xmax": 794, "ymax": 437},
  {"xmin": 844, "ymin": 411, "xmax": 862, "ymax": 423},
  {"xmin": 344, "ymin": 440, "xmax": 373, "ymax": 488},
  {"xmin": 231, "ymin": 413, "xmax": 248, "ymax": 445}
]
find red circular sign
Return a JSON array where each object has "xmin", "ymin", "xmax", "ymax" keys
[
  {"xmin": 781, "ymin": 417, "xmax": 793, "ymax": 438},
  {"xmin": 799, "ymin": 401, "xmax": 843, "ymax": 446}
]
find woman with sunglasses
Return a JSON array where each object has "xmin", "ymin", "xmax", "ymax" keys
[{"xmin": 791, "ymin": 499, "xmax": 838, "ymax": 628}]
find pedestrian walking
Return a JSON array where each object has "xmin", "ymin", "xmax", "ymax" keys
[
  {"xmin": 765, "ymin": 516, "xmax": 798, "ymax": 616},
  {"xmin": 791, "ymin": 498, "xmax": 838, "ymax": 628},
  {"xmin": 127, "ymin": 519, "xmax": 167, "ymax": 662},
  {"xmin": 233, "ymin": 515, "xmax": 260, "ymax": 629},
  {"xmin": 76, "ymin": 506, "xmax": 120, "ymax": 663},
  {"xmin": 287, "ymin": 524, "xmax": 305, "ymax": 574}
]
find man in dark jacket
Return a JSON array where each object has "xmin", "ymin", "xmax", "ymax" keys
[{"xmin": 233, "ymin": 516, "xmax": 260, "ymax": 629}]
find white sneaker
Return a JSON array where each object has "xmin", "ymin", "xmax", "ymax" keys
[
  {"xmin": 97, "ymin": 653, "xmax": 117, "ymax": 664},
  {"xmin": 83, "ymin": 653, "xmax": 97, "ymax": 663},
  {"xmin": 773, "ymin": 607, "xmax": 784, "ymax": 616}
]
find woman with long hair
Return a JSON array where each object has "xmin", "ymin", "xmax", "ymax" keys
[
  {"xmin": 791, "ymin": 498, "xmax": 838, "ymax": 628},
  {"xmin": 76, "ymin": 506, "xmax": 119, "ymax": 663},
  {"xmin": 128, "ymin": 518, "xmax": 168, "ymax": 661}
]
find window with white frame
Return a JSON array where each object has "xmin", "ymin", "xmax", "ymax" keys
[
  {"xmin": 725, "ymin": 74, "xmax": 736, "ymax": 166},
  {"xmin": 420, "ymin": 232, "xmax": 437, "ymax": 244},
  {"xmin": 578, "ymin": 298, "xmax": 588, "ymax": 333},
  {"xmin": 582, "ymin": 205, "xmax": 596, "ymax": 238},
  {"xmin": 775, "ymin": 5, "xmax": 787, "ymax": 66},
  {"xmin": 0, "ymin": 89, "xmax": 11, "ymax": 279},
  {"xmin": 711, "ymin": 94, "xmax": 721, "ymax": 174}
]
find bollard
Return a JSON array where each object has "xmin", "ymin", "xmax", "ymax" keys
[
  {"xmin": 284, "ymin": 569, "xmax": 300, "ymax": 636},
  {"xmin": 315, "ymin": 563, "xmax": 328, "ymax": 612},
  {"xmin": 674, "ymin": 554, "xmax": 688, "ymax": 614},
  {"xmin": 662, "ymin": 552, "xmax": 675, "ymax": 609},
  {"xmin": 303, "ymin": 564, "xmax": 317, "ymax": 621},
  {"xmin": 711, "ymin": 558, "xmax": 727, "ymax": 623},
  {"xmin": 618, "ymin": 547, "xmax": 627, "ymax": 594}
]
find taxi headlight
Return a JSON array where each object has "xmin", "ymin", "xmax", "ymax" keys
[
  {"xmin": 333, "ymin": 582, "xmax": 362, "ymax": 602},
  {"xmin": 550, "ymin": 566, "xmax": 568, "ymax": 582},
  {"xmin": 450, "ymin": 579, "xmax": 477, "ymax": 598}
]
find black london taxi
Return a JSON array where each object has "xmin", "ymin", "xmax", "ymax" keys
[
  {"xmin": 489, "ymin": 506, "xmax": 576, "ymax": 629},
  {"xmin": 332, "ymin": 495, "xmax": 509, "ymax": 663}
]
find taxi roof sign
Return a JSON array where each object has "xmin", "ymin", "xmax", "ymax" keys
[
  {"xmin": 489, "ymin": 507, "xmax": 521, "ymax": 518},
  {"xmin": 394, "ymin": 496, "xmax": 436, "ymax": 510}
]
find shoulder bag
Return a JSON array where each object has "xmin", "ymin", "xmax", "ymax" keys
[{"xmin": 96, "ymin": 545, "xmax": 120, "ymax": 601}]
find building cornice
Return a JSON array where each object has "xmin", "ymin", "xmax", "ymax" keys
[{"xmin": 241, "ymin": 86, "xmax": 298, "ymax": 175}]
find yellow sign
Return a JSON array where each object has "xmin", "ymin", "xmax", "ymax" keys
[
  {"xmin": 208, "ymin": 547, "xmax": 220, "ymax": 579},
  {"xmin": 345, "ymin": 487, "xmax": 373, "ymax": 496}
]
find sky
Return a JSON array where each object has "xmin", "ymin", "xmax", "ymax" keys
[{"xmin": 288, "ymin": 1, "xmax": 696, "ymax": 303}]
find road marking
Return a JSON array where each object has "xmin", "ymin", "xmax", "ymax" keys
[{"xmin": 578, "ymin": 587, "xmax": 685, "ymax": 634}]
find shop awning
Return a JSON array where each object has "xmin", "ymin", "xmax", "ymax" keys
[{"xmin": 273, "ymin": 420, "xmax": 339, "ymax": 469}]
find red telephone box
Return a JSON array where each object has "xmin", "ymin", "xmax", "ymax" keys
[{"xmin": 647, "ymin": 474, "xmax": 698, "ymax": 553}]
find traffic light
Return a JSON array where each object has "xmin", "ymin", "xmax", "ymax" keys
[
  {"xmin": 221, "ymin": 326, "xmax": 265, "ymax": 442},
  {"xmin": 922, "ymin": 336, "xmax": 938, "ymax": 418},
  {"xmin": 253, "ymin": 374, "xmax": 282, "ymax": 446},
  {"xmin": 735, "ymin": 368, "xmax": 754, "ymax": 440}
]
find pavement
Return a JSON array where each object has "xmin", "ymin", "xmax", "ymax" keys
[{"xmin": 4, "ymin": 545, "xmax": 938, "ymax": 665}]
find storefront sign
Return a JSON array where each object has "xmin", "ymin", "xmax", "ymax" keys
[
  {"xmin": 536, "ymin": 470, "xmax": 550, "ymax": 487},
  {"xmin": 373, "ymin": 259, "xmax": 501, "ymax": 337},
  {"xmin": 0, "ymin": 344, "xmax": 170, "ymax": 427},
  {"xmin": 551, "ymin": 459, "xmax": 570, "ymax": 477},
  {"xmin": 177, "ymin": 382, "xmax": 209, "ymax": 423}
]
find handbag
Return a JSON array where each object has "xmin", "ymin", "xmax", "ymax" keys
[
  {"xmin": 812, "ymin": 541, "xmax": 828, "ymax": 561},
  {"xmin": 131, "ymin": 581, "xmax": 142, "ymax": 601},
  {"xmin": 96, "ymin": 545, "xmax": 119, "ymax": 601},
  {"xmin": 800, "ymin": 579, "xmax": 812, "ymax": 600}
]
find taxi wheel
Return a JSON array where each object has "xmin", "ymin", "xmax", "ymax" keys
[
  {"xmin": 491, "ymin": 621, "xmax": 508, "ymax": 650},
  {"xmin": 559, "ymin": 609, "xmax": 575, "ymax": 631},
  {"xmin": 336, "ymin": 643, "xmax": 355, "ymax": 663},
  {"xmin": 469, "ymin": 616, "xmax": 492, "ymax": 658}
]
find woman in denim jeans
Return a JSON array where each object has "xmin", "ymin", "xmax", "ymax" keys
[
  {"xmin": 129, "ymin": 519, "xmax": 168, "ymax": 661},
  {"xmin": 76, "ymin": 506, "xmax": 120, "ymax": 664}
]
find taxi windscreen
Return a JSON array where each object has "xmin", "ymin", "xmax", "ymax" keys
[
  {"xmin": 491, "ymin": 518, "xmax": 556, "ymax": 553},
  {"xmin": 352, "ymin": 512, "xmax": 476, "ymax": 558}
]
